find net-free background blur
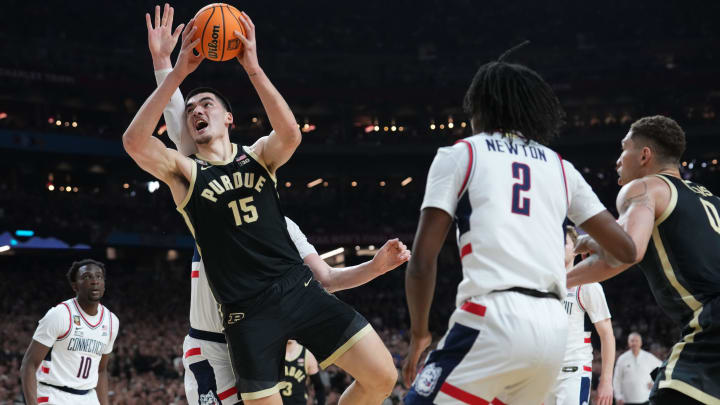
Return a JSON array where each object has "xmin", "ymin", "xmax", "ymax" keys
[{"xmin": 1, "ymin": 1, "xmax": 719, "ymax": 403}]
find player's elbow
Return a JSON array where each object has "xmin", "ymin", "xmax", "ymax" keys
[{"xmin": 612, "ymin": 236, "xmax": 637, "ymax": 265}]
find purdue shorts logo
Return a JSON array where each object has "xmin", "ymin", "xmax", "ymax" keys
[
  {"xmin": 199, "ymin": 391, "xmax": 220, "ymax": 405},
  {"xmin": 227, "ymin": 312, "xmax": 245, "ymax": 324},
  {"xmin": 414, "ymin": 363, "xmax": 442, "ymax": 397}
]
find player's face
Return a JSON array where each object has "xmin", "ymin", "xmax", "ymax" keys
[
  {"xmin": 564, "ymin": 234, "xmax": 576, "ymax": 269},
  {"xmin": 185, "ymin": 93, "xmax": 233, "ymax": 145},
  {"xmin": 74, "ymin": 264, "xmax": 105, "ymax": 302},
  {"xmin": 616, "ymin": 132, "xmax": 643, "ymax": 186}
]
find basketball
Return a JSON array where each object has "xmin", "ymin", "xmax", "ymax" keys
[{"xmin": 192, "ymin": 3, "xmax": 245, "ymax": 62}]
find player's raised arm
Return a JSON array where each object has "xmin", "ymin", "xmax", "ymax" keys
[
  {"xmin": 123, "ymin": 19, "xmax": 202, "ymax": 196},
  {"xmin": 234, "ymin": 12, "xmax": 302, "ymax": 175},
  {"xmin": 146, "ymin": 3, "xmax": 197, "ymax": 156}
]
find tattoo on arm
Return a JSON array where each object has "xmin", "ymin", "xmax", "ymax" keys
[{"xmin": 619, "ymin": 180, "xmax": 654, "ymax": 215}]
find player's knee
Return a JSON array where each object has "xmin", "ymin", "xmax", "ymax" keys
[{"xmin": 368, "ymin": 361, "xmax": 397, "ymax": 395}]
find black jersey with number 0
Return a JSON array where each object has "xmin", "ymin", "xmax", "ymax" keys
[
  {"xmin": 177, "ymin": 143, "xmax": 304, "ymax": 304},
  {"xmin": 637, "ymin": 174, "xmax": 720, "ymax": 403},
  {"xmin": 281, "ymin": 346, "xmax": 308, "ymax": 404},
  {"xmin": 637, "ymin": 174, "xmax": 720, "ymax": 326}
]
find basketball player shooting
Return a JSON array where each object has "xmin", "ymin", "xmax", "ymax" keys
[{"xmin": 125, "ymin": 11, "xmax": 401, "ymax": 405}]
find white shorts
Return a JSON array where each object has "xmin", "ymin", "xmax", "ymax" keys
[
  {"xmin": 544, "ymin": 366, "xmax": 593, "ymax": 405},
  {"xmin": 406, "ymin": 291, "xmax": 568, "ymax": 404},
  {"xmin": 37, "ymin": 384, "xmax": 99, "ymax": 405},
  {"xmin": 183, "ymin": 334, "xmax": 240, "ymax": 405}
]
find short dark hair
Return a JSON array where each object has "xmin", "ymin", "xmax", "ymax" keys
[
  {"xmin": 463, "ymin": 61, "xmax": 565, "ymax": 146},
  {"xmin": 186, "ymin": 87, "xmax": 233, "ymax": 114},
  {"xmin": 629, "ymin": 115, "xmax": 686, "ymax": 163},
  {"xmin": 66, "ymin": 259, "xmax": 106, "ymax": 285}
]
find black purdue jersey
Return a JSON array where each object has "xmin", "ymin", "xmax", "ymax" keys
[
  {"xmin": 280, "ymin": 346, "xmax": 308, "ymax": 404},
  {"xmin": 177, "ymin": 143, "xmax": 304, "ymax": 303},
  {"xmin": 637, "ymin": 174, "xmax": 720, "ymax": 327}
]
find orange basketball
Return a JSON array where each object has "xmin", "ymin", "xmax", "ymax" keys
[{"xmin": 192, "ymin": 3, "xmax": 245, "ymax": 62}]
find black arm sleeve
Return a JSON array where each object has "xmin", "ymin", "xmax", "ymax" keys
[{"xmin": 310, "ymin": 372, "xmax": 325, "ymax": 405}]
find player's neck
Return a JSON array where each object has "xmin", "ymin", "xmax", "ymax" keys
[
  {"xmin": 196, "ymin": 136, "xmax": 233, "ymax": 162},
  {"xmin": 631, "ymin": 348, "xmax": 640, "ymax": 356},
  {"xmin": 655, "ymin": 166, "xmax": 681, "ymax": 179},
  {"xmin": 75, "ymin": 297, "xmax": 100, "ymax": 316}
]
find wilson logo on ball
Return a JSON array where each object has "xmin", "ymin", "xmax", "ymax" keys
[{"xmin": 192, "ymin": 3, "xmax": 246, "ymax": 62}]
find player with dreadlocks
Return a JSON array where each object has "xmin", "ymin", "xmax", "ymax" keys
[{"xmin": 402, "ymin": 43, "xmax": 636, "ymax": 404}]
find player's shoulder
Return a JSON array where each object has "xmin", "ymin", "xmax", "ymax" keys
[
  {"xmin": 616, "ymin": 350, "xmax": 633, "ymax": 361},
  {"xmin": 45, "ymin": 300, "xmax": 73, "ymax": 317}
]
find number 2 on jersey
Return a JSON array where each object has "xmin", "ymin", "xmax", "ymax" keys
[
  {"xmin": 511, "ymin": 162, "xmax": 531, "ymax": 216},
  {"xmin": 228, "ymin": 196, "xmax": 259, "ymax": 226}
]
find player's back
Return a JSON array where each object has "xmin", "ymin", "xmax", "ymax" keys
[
  {"xmin": 638, "ymin": 174, "xmax": 720, "ymax": 326},
  {"xmin": 453, "ymin": 133, "xmax": 576, "ymax": 304}
]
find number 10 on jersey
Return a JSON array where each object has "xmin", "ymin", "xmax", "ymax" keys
[{"xmin": 228, "ymin": 196, "xmax": 259, "ymax": 226}]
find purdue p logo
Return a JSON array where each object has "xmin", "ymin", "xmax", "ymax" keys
[{"xmin": 227, "ymin": 312, "xmax": 245, "ymax": 324}]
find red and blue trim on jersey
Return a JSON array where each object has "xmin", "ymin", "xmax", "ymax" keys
[
  {"xmin": 455, "ymin": 139, "xmax": 477, "ymax": 258},
  {"xmin": 56, "ymin": 303, "xmax": 72, "ymax": 340},
  {"xmin": 405, "ymin": 322, "xmax": 505, "ymax": 404},
  {"xmin": 72, "ymin": 299, "xmax": 104, "ymax": 329}
]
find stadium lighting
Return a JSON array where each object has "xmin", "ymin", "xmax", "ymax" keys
[
  {"xmin": 48, "ymin": 184, "xmax": 55, "ymax": 191},
  {"xmin": 320, "ymin": 247, "xmax": 344, "ymax": 260},
  {"xmin": 285, "ymin": 181, "xmax": 292, "ymax": 188},
  {"xmin": 73, "ymin": 187, "xmax": 79, "ymax": 192},
  {"xmin": 66, "ymin": 186, "xmax": 72, "ymax": 193},
  {"xmin": 307, "ymin": 178, "xmax": 323, "ymax": 188},
  {"xmin": 123, "ymin": 183, "xmax": 130, "ymax": 189},
  {"xmin": 351, "ymin": 181, "xmax": 358, "ymax": 187},
  {"xmin": 379, "ymin": 181, "xmax": 386, "ymax": 187},
  {"xmin": 448, "ymin": 122, "xmax": 454, "ymax": 128},
  {"xmin": 430, "ymin": 124, "xmax": 436, "ymax": 130},
  {"xmin": 72, "ymin": 121, "xmax": 78, "ymax": 128},
  {"xmin": 461, "ymin": 122, "xmax": 467, "ymax": 128},
  {"xmin": 59, "ymin": 186, "xmax": 65, "ymax": 191},
  {"xmin": 157, "ymin": 124, "xmax": 167, "ymax": 135},
  {"xmin": 0, "ymin": 245, "xmax": 10, "ymax": 253},
  {"xmin": 323, "ymin": 181, "xmax": 329, "ymax": 187},
  {"xmin": 374, "ymin": 125, "xmax": 380, "ymax": 132},
  {"xmin": 48, "ymin": 117, "xmax": 55, "ymax": 124},
  {"xmin": 0, "ymin": 112, "xmax": 7, "ymax": 120},
  {"xmin": 439, "ymin": 124, "xmax": 445, "ymax": 129},
  {"xmin": 383, "ymin": 126, "xmax": 389, "ymax": 132},
  {"xmin": 391, "ymin": 125, "xmax": 397, "ymax": 132},
  {"xmin": 398, "ymin": 126, "xmax": 405, "ymax": 132},
  {"xmin": 56, "ymin": 120, "xmax": 62, "ymax": 126},
  {"xmin": 15, "ymin": 230, "xmax": 34, "ymax": 237},
  {"xmin": 401, "ymin": 177, "xmax": 413, "ymax": 186},
  {"xmin": 147, "ymin": 181, "xmax": 160, "ymax": 193}
]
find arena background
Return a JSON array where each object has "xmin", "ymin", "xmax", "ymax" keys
[{"xmin": 1, "ymin": 0, "xmax": 719, "ymax": 403}]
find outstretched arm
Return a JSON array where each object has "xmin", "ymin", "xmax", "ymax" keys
[
  {"xmin": 402, "ymin": 207, "xmax": 453, "ymax": 387},
  {"xmin": 568, "ymin": 178, "xmax": 660, "ymax": 287},
  {"xmin": 234, "ymin": 13, "xmax": 301, "ymax": 174},
  {"xmin": 124, "ymin": 18, "xmax": 203, "ymax": 195},
  {"xmin": 305, "ymin": 239, "xmax": 411, "ymax": 293},
  {"xmin": 146, "ymin": 3, "xmax": 196, "ymax": 156}
]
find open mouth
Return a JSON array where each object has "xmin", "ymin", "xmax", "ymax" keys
[{"xmin": 195, "ymin": 120, "xmax": 209, "ymax": 131}]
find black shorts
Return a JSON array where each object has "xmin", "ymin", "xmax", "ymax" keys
[
  {"xmin": 220, "ymin": 265, "xmax": 371, "ymax": 400},
  {"xmin": 649, "ymin": 296, "xmax": 720, "ymax": 404}
]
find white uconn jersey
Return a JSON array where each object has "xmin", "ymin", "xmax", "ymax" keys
[
  {"xmin": 421, "ymin": 133, "xmax": 605, "ymax": 306},
  {"xmin": 562, "ymin": 284, "xmax": 611, "ymax": 367},
  {"xmin": 189, "ymin": 217, "xmax": 318, "ymax": 333},
  {"xmin": 34, "ymin": 299, "xmax": 118, "ymax": 390}
]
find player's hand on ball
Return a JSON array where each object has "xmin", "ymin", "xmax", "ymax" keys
[
  {"xmin": 372, "ymin": 238, "xmax": 411, "ymax": 274},
  {"xmin": 145, "ymin": 4, "xmax": 184, "ymax": 62},
  {"xmin": 174, "ymin": 19, "xmax": 204, "ymax": 77},
  {"xmin": 402, "ymin": 330, "xmax": 432, "ymax": 388},
  {"xmin": 234, "ymin": 12, "xmax": 260, "ymax": 74},
  {"xmin": 596, "ymin": 380, "xmax": 613, "ymax": 405}
]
